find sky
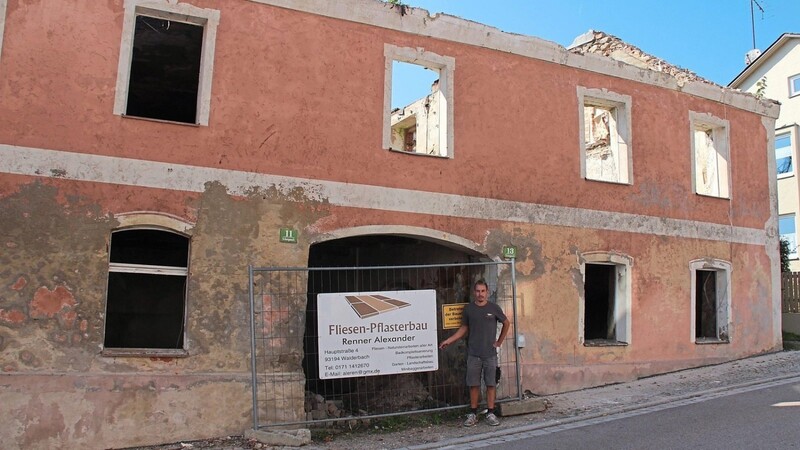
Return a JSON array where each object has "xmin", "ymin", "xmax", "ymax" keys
[{"xmin": 390, "ymin": 0, "xmax": 800, "ymax": 107}]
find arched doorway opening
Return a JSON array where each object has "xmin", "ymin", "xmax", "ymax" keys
[{"xmin": 302, "ymin": 233, "xmax": 491, "ymax": 416}]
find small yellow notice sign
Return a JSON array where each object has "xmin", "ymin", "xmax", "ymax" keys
[{"xmin": 442, "ymin": 304, "xmax": 467, "ymax": 329}]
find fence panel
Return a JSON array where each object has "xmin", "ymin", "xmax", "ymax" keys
[
  {"xmin": 248, "ymin": 261, "xmax": 519, "ymax": 429},
  {"xmin": 782, "ymin": 272, "xmax": 800, "ymax": 313}
]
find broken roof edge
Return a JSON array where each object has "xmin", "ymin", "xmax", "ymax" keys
[
  {"xmin": 247, "ymin": 0, "xmax": 780, "ymax": 119},
  {"xmin": 568, "ymin": 29, "xmax": 711, "ymax": 85},
  {"xmin": 567, "ymin": 29, "xmax": 778, "ymax": 117}
]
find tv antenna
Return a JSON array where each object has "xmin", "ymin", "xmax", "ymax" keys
[{"xmin": 750, "ymin": 0, "xmax": 764, "ymax": 49}]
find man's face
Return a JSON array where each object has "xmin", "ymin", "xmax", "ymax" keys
[{"xmin": 474, "ymin": 284, "xmax": 488, "ymax": 304}]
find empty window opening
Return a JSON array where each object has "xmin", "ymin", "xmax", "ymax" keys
[
  {"xmin": 690, "ymin": 259, "xmax": 730, "ymax": 343},
  {"xmin": 580, "ymin": 253, "xmax": 632, "ymax": 346},
  {"xmin": 695, "ymin": 270, "xmax": 718, "ymax": 340},
  {"xmin": 578, "ymin": 88, "xmax": 632, "ymax": 184},
  {"xmin": 776, "ymin": 133, "xmax": 793, "ymax": 177},
  {"xmin": 403, "ymin": 125, "xmax": 417, "ymax": 152},
  {"xmin": 126, "ymin": 15, "xmax": 204, "ymax": 124},
  {"xmin": 114, "ymin": 2, "xmax": 219, "ymax": 126},
  {"xmin": 694, "ymin": 128, "xmax": 721, "ymax": 195},
  {"xmin": 691, "ymin": 113, "xmax": 730, "ymax": 198},
  {"xmin": 584, "ymin": 105, "xmax": 620, "ymax": 182},
  {"xmin": 584, "ymin": 264, "xmax": 616, "ymax": 341},
  {"xmin": 390, "ymin": 61, "xmax": 443, "ymax": 156},
  {"xmin": 104, "ymin": 229, "xmax": 189, "ymax": 350},
  {"xmin": 384, "ymin": 44, "xmax": 454, "ymax": 158}
]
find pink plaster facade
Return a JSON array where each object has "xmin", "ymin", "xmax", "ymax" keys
[{"xmin": 0, "ymin": 0, "xmax": 782, "ymax": 448}]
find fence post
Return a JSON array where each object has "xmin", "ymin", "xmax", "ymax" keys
[
  {"xmin": 511, "ymin": 259, "xmax": 522, "ymax": 400},
  {"xmin": 248, "ymin": 265, "xmax": 259, "ymax": 430}
]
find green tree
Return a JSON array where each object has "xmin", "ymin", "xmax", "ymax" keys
[{"xmin": 780, "ymin": 237, "xmax": 791, "ymax": 272}]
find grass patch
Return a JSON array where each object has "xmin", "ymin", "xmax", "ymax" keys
[
  {"xmin": 309, "ymin": 409, "xmax": 465, "ymax": 443},
  {"xmin": 783, "ymin": 331, "xmax": 800, "ymax": 341},
  {"xmin": 369, "ymin": 409, "xmax": 463, "ymax": 433},
  {"xmin": 310, "ymin": 428, "xmax": 339, "ymax": 443}
]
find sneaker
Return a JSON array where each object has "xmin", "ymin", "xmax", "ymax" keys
[
  {"xmin": 485, "ymin": 412, "xmax": 500, "ymax": 426},
  {"xmin": 463, "ymin": 413, "xmax": 478, "ymax": 427}
]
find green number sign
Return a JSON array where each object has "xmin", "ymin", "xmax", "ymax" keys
[
  {"xmin": 279, "ymin": 228, "xmax": 298, "ymax": 244},
  {"xmin": 502, "ymin": 245, "xmax": 517, "ymax": 259}
]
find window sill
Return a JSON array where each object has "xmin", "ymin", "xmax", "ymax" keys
[
  {"xmin": 694, "ymin": 192, "xmax": 730, "ymax": 200},
  {"xmin": 584, "ymin": 177, "xmax": 632, "ymax": 186},
  {"xmin": 583, "ymin": 339, "xmax": 628, "ymax": 347},
  {"xmin": 120, "ymin": 114, "xmax": 201, "ymax": 127},
  {"xmin": 388, "ymin": 147, "xmax": 450, "ymax": 159},
  {"xmin": 102, "ymin": 348, "xmax": 189, "ymax": 358},
  {"xmin": 694, "ymin": 338, "xmax": 729, "ymax": 345},
  {"xmin": 777, "ymin": 173, "xmax": 795, "ymax": 180}
]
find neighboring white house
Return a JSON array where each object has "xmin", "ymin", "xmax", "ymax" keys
[{"xmin": 730, "ymin": 33, "xmax": 800, "ymax": 270}]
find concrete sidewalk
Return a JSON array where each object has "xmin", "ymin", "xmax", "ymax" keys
[
  {"xmin": 141, "ymin": 350, "xmax": 800, "ymax": 449},
  {"xmin": 313, "ymin": 349, "xmax": 800, "ymax": 450}
]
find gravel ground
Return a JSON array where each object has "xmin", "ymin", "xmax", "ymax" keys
[{"xmin": 128, "ymin": 349, "xmax": 800, "ymax": 450}]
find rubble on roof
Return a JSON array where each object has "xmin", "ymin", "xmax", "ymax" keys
[{"xmin": 568, "ymin": 30, "xmax": 718, "ymax": 87}]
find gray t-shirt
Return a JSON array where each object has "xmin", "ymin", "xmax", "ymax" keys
[{"xmin": 462, "ymin": 301, "xmax": 507, "ymax": 358}]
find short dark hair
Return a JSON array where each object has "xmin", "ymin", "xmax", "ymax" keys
[{"xmin": 474, "ymin": 279, "xmax": 488, "ymax": 290}]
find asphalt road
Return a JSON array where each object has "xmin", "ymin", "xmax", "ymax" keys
[{"xmin": 469, "ymin": 379, "xmax": 800, "ymax": 450}]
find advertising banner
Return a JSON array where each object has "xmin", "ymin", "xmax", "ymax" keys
[{"xmin": 317, "ymin": 289, "xmax": 438, "ymax": 379}]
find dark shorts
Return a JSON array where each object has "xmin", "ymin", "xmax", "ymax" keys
[{"xmin": 466, "ymin": 354, "xmax": 497, "ymax": 387}]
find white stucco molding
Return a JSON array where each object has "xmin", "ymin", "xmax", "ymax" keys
[
  {"xmin": 1, "ymin": 144, "xmax": 768, "ymax": 247},
  {"xmin": 580, "ymin": 251, "xmax": 634, "ymax": 267},
  {"xmin": 763, "ymin": 116, "xmax": 782, "ymax": 349},
  {"xmin": 247, "ymin": 0, "xmax": 780, "ymax": 120},
  {"xmin": 0, "ymin": 0, "xmax": 7, "ymax": 62},
  {"xmin": 313, "ymin": 225, "xmax": 483, "ymax": 254},
  {"xmin": 115, "ymin": 211, "xmax": 195, "ymax": 235},
  {"xmin": 113, "ymin": 0, "xmax": 220, "ymax": 126}
]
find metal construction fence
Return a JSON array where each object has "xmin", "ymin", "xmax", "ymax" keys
[
  {"xmin": 248, "ymin": 261, "xmax": 520, "ymax": 429},
  {"xmin": 782, "ymin": 272, "xmax": 800, "ymax": 313}
]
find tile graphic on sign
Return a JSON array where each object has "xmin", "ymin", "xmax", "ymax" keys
[{"xmin": 345, "ymin": 295, "xmax": 410, "ymax": 318}]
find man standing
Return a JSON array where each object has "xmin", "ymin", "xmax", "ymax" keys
[{"xmin": 439, "ymin": 279, "xmax": 511, "ymax": 427}]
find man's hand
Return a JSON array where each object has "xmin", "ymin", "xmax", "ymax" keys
[
  {"xmin": 440, "ymin": 324, "xmax": 468, "ymax": 350},
  {"xmin": 493, "ymin": 340, "xmax": 502, "ymax": 348}
]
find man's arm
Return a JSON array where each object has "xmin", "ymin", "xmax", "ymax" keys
[
  {"xmin": 494, "ymin": 318, "xmax": 511, "ymax": 348},
  {"xmin": 439, "ymin": 324, "xmax": 468, "ymax": 349}
]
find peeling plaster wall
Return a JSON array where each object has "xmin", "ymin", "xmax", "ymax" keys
[
  {"xmin": 0, "ymin": 179, "xmax": 323, "ymax": 448},
  {"xmin": 0, "ymin": 0, "xmax": 781, "ymax": 448},
  {"xmin": 506, "ymin": 223, "xmax": 777, "ymax": 394}
]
